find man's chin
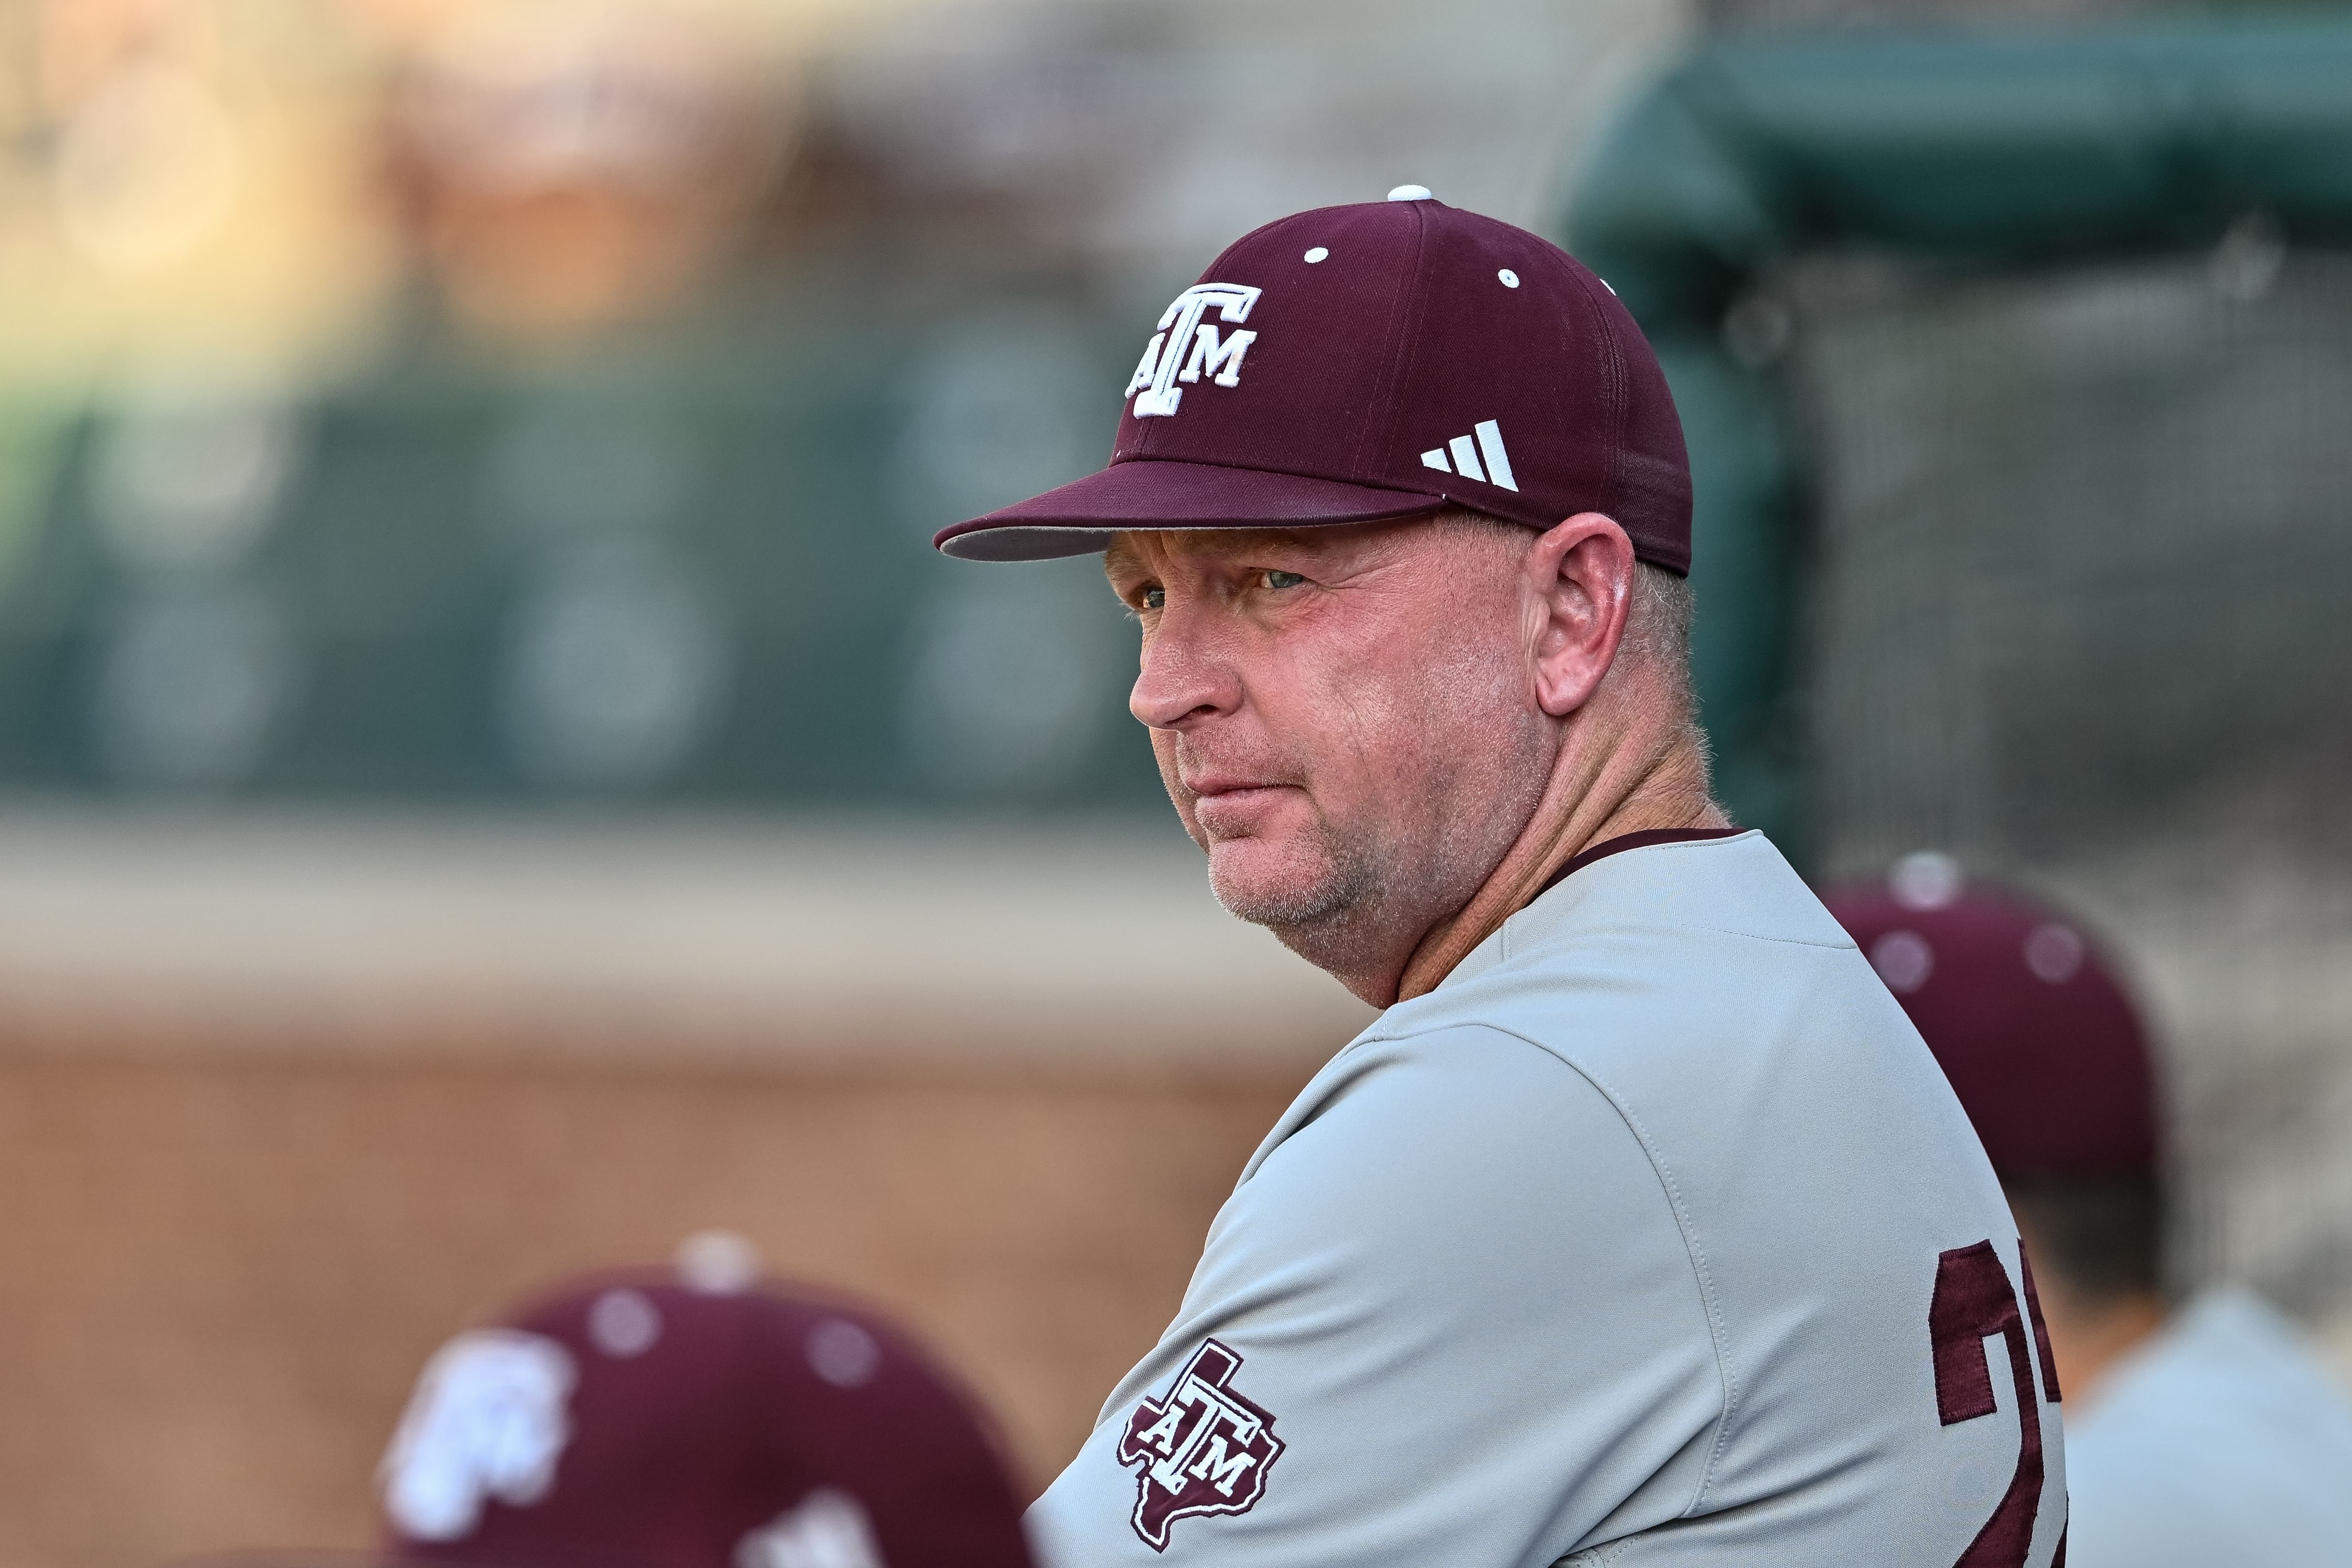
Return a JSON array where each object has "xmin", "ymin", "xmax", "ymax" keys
[{"xmin": 1204, "ymin": 838, "xmax": 1357, "ymax": 930}]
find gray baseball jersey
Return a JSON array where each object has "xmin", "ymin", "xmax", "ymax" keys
[{"xmin": 1029, "ymin": 830, "xmax": 2066, "ymax": 1566}]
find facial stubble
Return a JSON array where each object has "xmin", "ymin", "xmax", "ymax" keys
[{"xmin": 1194, "ymin": 616, "xmax": 1551, "ymax": 983}]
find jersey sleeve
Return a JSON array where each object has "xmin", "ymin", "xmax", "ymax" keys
[{"xmin": 1025, "ymin": 1025, "xmax": 1725, "ymax": 1568}]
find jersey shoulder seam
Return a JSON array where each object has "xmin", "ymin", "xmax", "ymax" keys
[
  {"xmin": 1683, "ymin": 926, "xmax": 1856, "ymax": 953},
  {"xmin": 1509, "ymin": 1023, "xmax": 1740, "ymax": 1520},
  {"xmin": 1562, "ymin": 922, "xmax": 1857, "ymax": 954}
]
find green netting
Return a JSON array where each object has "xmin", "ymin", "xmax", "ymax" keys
[{"xmin": 1562, "ymin": 16, "xmax": 2352, "ymax": 854}]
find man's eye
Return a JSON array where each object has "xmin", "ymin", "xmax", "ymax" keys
[
  {"xmin": 1141, "ymin": 586, "xmax": 1166, "ymax": 610},
  {"xmin": 1264, "ymin": 571, "xmax": 1307, "ymax": 590}
]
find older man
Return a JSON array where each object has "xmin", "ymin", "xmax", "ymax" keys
[{"xmin": 938, "ymin": 191, "xmax": 2064, "ymax": 1566}]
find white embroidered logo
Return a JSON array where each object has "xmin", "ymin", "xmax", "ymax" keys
[
  {"xmin": 1125, "ymin": 283, "xmax": 1262, "ymax": 418},
  {"xmin": 379, "ymin": 1330, "xmax": 577, "ymax": 1542},
  {"xmin": 1418, "ymin": 420, "xmax": 1519, "ymax": 491},
  {"xmin": 736, "ymin": 1488, "xmax": 887, "ymax": 1568}
]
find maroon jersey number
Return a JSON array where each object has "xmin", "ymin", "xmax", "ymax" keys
[{"xmin": 1930, "ymin": 1239, "xmax": 2062, "ymax": 1568}]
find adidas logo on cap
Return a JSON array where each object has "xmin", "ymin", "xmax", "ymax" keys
[{"xmin": 1418, "ymin": 420, "xmax": 1517, "ymax": 492}]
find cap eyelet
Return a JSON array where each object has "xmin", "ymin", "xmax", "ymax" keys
[
  {"xmin": 1304, "ymin": 247, "xmax": 1329, "ymax": 263},
  {"xmin": 1497, "ymin": 269, "xmax": 1520, "ymax": 288}
]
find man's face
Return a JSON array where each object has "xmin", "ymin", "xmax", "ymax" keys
[{"xmin": 1105, "ymin": 518, "xmax": 1553, "ymax": 955}]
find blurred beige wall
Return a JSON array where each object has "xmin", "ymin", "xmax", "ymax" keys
[{"xmin": 0, "ymin": 814, "xmax": 1370, "ymax": 1568}]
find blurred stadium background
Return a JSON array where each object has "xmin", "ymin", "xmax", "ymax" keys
[{"xmin": 0, "ymin": 0, "xmax": 2347, "ymax": 1564}]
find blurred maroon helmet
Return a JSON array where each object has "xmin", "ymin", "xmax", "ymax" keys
[
  {"xmin": 1821, "ymin": 854, "xmax": 2159, "ymax": 1179},
  {"xmin": 363, "ymin": 1240, "xmax": 1033, "ymax": 1568}
]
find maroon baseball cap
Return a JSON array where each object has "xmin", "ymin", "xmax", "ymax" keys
[
  {"xmin": 933, "ymin": 187, "xmax": 1693, "ymax": 572},
  {"xmin": 1822, "ymin": 854, "xmax": 2160, "ymax": 1179},
  {"xmin": 188, "ymin": 1240, "xmax": 1034, "ymax": 1568}
]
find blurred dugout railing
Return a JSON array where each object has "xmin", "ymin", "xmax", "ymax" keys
[{"xmin": 1565, "ymin": 21, "xmax": 2352, "ymax": 1335}]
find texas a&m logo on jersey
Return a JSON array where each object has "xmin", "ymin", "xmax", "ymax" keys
[
  {"xmin": 1115, "ymin": 1339, "xmax": 1283, "ymax": 1550},
  {"xmin": 1125, "ymin": 284, "xmax": 1261, "ymax": 418}
]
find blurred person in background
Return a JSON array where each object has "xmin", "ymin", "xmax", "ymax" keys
[
  {"xmin": 1827, "ymin": 856, "xmax": 2352, "ymax": 1567},
  {"xmin": 192, "ymin": 1236, "xmax": 1034, "ymax": 1568}
]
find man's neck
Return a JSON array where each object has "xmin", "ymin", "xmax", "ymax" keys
[
  {"xmin": 1565, "ymin": 734, "xmax": 1728, "ymax": 857},
  {"xmin": 1382, "ymin": 688, "xmax": 1725, "ymax": 1005}
]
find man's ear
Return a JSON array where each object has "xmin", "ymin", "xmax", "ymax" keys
[{"xmin": 1523, "ymin": 512, "xmax": 1636, "ymax": 718}]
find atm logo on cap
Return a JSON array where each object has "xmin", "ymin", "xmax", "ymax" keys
[
  {"xmin": 380, "ymin": 1330, "xmax": 576, "ymax": 1543},
  {"xmin": 1126, "ymin": 284, "xmax": 1261, "ymax": 417},
  {"xmin": 1116, "ymin": 1339, "xmax": 1283, "ymax": 1550}
]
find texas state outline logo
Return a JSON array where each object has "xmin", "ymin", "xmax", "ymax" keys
[{"xmin": 1115, "ymin": 1339, "xmax": 1284, "ymax": 1551}]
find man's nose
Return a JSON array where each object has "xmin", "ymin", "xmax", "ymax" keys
[{"xmin": 1130, "ymin": 604, "xmax": 1239, "ymax": 731}]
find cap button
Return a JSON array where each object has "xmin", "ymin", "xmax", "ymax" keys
[{"xmin": 1386, "ymin": 184, "xmax": 1433, "ymax": 202}]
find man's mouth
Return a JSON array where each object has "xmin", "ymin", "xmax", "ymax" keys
[
  {"xmin": 1184, "ymin": 776, "xmax": 1303, "ymax": 841},
  {"xmin": 1183, "ymin": 773, "xmax": 1287, "ymax": 801}
]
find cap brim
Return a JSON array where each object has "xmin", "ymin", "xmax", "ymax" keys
[{"xmin": 933, "ymin": 460, "xmax": 1448, "ymax": 561}]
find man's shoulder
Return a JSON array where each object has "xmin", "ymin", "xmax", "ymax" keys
[
  {"xmin": 1383, "ymin": 831, "xmax": 1904, "ymax": 1097},
  {"xmin": 1511, "ymin": 829, "xmax": 1858, "ymax": 958},
  {"xmin": 1197, "ymin": 1020, "xmax": 1714, "ymax": 1412},
  {"xmin": 1239, "ymin": 1020, "xmax": 1658, "ymax": 1201},
  {"xmin": 1307, "ymin": 834, "xmax": 1962, "ymax": 1214},
  {"xmin": 1463, "ymin": 836, "xmax": 1987, "ymax": 1204}
]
